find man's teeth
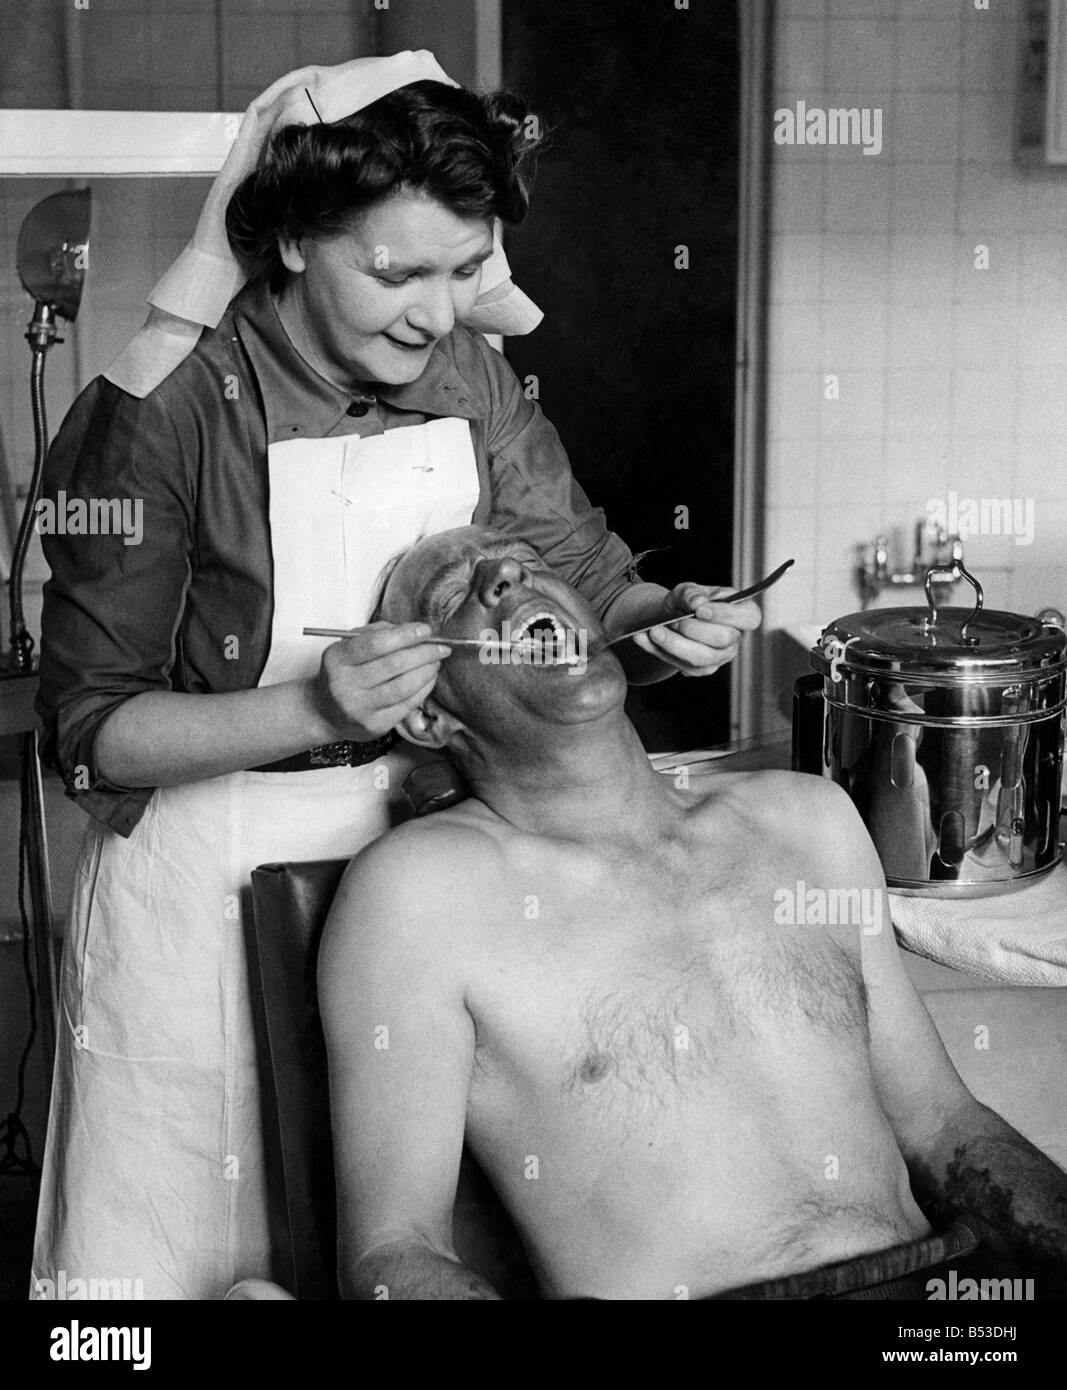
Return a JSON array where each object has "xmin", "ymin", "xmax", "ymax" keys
[
  {"xmin": 511, "ymin": 611, "xmax": 564, "ymax": 644},
  {"xmin": 509, "ymin": 611, "xmax": 581, "ymax": 664}
]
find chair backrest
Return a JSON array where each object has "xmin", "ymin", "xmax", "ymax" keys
[{"xmin": 249, "ymin": 859, "xmax": 538, "ymax": 1299}]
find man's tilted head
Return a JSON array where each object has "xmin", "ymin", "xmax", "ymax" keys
[{"xmin": 378, "ymin": 525, "xmax": 627, "ymax": 762}]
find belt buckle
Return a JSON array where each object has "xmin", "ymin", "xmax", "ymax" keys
[{"xmin": 309, "ymin": 741, "xmax": 355, "ymax": 768}]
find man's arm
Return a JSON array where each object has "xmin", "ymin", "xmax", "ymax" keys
[
  {"xmin": 905, "ymin": 1103, "xmax": 1067, "ymax": 1292},
  {"xmin": 818, "ymin": 779, "xmax": 1067, "ymax": 1293},
  {"xmin": 318, "ymin": 826, "xmax": 502, "ymax": 1300}
]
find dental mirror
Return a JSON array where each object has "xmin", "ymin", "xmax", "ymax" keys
[{"xmin": 593, "ymin": 557, "xmax": 794, "ymax": 653}]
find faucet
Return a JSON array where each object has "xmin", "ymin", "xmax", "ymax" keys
[{"xmin": 859, "ymin": 521, "xmax": 964, "ymax": 603}]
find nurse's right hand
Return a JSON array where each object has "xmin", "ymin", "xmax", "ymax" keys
[{"xmin": 310, "ymin": 622, "xmax": 451, "ymax": 742}]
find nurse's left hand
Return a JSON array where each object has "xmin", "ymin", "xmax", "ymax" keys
[{"xmin": 631, "ymin": 583, "xmax": 762, "ymax": 677}]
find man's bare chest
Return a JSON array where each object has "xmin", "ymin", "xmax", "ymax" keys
[{"xmin": 465, "ymin": 837, "xmax": 871, "ymax": 1098}]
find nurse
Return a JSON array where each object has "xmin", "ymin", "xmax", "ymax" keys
[{"xmin": 31, "ymin": 53, "xmax": 759, "ymax": 1299}]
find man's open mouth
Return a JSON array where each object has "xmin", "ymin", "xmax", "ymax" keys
[{"xmin": 507, "ymin": 609, "xmax": 584, "ymax": 666}]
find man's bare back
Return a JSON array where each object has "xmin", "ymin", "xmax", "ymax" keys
[{"xmin": 326, "ymin": 768, "xmax": 927, "ymax": 1299}]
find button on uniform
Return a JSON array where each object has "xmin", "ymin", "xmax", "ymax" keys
[{"xmin": 346, "ymin": 401, "xmax": 371, "ymax": 418}]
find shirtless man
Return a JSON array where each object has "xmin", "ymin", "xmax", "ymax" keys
[{"xmin": 317, "ymin": 525, "xmax": 1067, "ymax": 1301}]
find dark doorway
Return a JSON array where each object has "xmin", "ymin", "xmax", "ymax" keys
[{"xmin": 502, "ymin": 0, "xmax": 741, "ymax": 751}]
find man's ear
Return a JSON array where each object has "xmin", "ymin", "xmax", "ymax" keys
[
  {"xmin": 396, "ymin": 695, "xmax": 466, "ymax": 751},
  {"xmin": 278, "ymin": 234, "xmax": 306, "ymax": 275}
]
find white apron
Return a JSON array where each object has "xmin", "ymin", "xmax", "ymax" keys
[{"xmin": 31, "ymin": 417, "xmax": 479, "ymax": 1300}]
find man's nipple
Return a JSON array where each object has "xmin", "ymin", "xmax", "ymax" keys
[{"xmin": 578, "ymin": 1051, "xmax": 613, "ymax": 1085}]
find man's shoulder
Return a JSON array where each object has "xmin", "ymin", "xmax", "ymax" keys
[
  {"xmin": 373, "ymin": 804, "xmax": 504, "ymax": 863},
  {"xmin": 695, "ymin": 767, "xmax": 848, "ymax": 814},
  {"xmin": 330, "ymin": 807, "xmax": 508, "ymax": 933},
  {"xmin": 698, "ymin": 770, "xmax": 877, "ymax": 873}
]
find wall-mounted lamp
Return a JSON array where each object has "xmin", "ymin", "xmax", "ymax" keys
[{"xmin": 5, "ymin": 187, "xmax": 91, "ymax": 674}]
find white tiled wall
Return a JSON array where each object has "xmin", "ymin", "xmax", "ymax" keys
[{"xmin": 762, "ymin": 0, "xmax": 1067, "ymax": 732}]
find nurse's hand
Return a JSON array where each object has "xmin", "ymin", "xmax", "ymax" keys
[
  {"xmin": 310, "ymin": 623, "xmax": 451, "ymax": 741},
  {"xmin": 630, "ymin": 583, "xmax": 762, "ymax": 677}
]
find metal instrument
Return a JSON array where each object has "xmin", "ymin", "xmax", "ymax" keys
[
  {"xmin": 303, "ymin": 557, "xmax": 795, "ymax": 653},
  {"xmin": 592, "ymin": 558, "xmax": 794, "ymax": 653}
]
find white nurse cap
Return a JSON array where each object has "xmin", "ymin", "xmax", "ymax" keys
[{"xmin": 105, "ymin": 51, "xmax": 543, "ymax": 398}]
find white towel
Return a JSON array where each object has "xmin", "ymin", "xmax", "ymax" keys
[{"xmin": 890, "ymin": 863, "xmax": 1067, "ymax": 987}]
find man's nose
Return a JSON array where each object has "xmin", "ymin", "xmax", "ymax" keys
[
  {"xmin": 406, "ymin": 278, "xmax": 457, "ymax": 340},
  {"xmin": 475, "ymin": 556, "xmax": 527, "ymax": 607}
]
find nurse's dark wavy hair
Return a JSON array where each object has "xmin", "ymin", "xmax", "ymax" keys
[{"xmin": 225, "ymin": 80, "xmax": 542, "ymax": 288}]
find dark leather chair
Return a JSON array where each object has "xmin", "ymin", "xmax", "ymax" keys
[{"xmin": 248, "ymin": 858, "xmax": 538, "ymax": 1299}]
